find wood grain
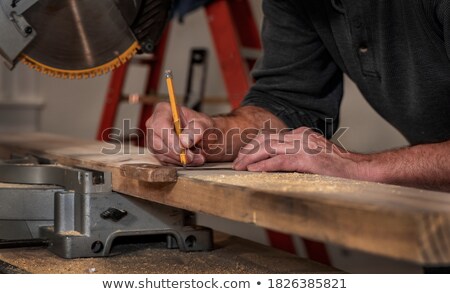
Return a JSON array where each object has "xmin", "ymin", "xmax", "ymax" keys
[
  {"xmin": 1, "ymin": 133, "xmax": 450, "ymax": 265},
  {"xmin": 120, "ymin": 163, "xmax": 177, "ymax": 182}
]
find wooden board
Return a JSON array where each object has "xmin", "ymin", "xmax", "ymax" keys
[
  {"xmin": 0, "ymin": 133, "xmax": 176, "ymax": 183},
  {"xmin": 1, "ymin": 133, "xmax": 450, "ymax": 266},
  {"xmin": 0, "ymin": 233, "xmax": 341, "ymax": 274}
]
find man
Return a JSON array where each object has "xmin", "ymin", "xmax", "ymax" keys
[{"xmin": 146, "ymin": 0, "xmax": 450, "ymax": 192}]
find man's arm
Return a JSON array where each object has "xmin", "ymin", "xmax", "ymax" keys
[
  {"xmin": 359, "ymin": 141, "xmax": 450, "ymax": 192},
  {"xmin": 207, "ymin": 106, "xmax": 287, "ymax": 162}
]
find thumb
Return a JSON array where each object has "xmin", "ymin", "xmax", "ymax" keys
[{"xmin": 180, "ymin": 120, "xmax": 208, "ymax": 148}]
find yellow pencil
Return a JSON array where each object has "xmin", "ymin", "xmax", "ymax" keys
[{"xmin": 164, "ymin": 70, "xmax": 187, "ymax": 167}]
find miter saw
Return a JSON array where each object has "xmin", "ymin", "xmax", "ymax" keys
[{"xmin": 0, "ymin": 0, "xmax": 171, "ymax": 78}]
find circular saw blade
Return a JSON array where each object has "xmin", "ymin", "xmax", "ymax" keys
[{"xmin": 21, "ymin": 0, "xmax": 141, "ymax": 79}]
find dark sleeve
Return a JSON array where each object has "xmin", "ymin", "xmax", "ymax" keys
[
  {"xmin": 241, "ymin": 0, "xmax": 343, "ymax": 138},
  {"xmin": 436, "ymin": 0, "xmax": 450, "ymax": 60}
]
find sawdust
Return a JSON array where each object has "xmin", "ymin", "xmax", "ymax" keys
[
  {"xmin": 0, "ymin": 183, "xmax": 59, "ymax": 189},
  {"xmin": 183, "ymin": 172, "xmax": 450, "ymax": 210},
  {"xmin": 60, "ymin": 231, "xmax": 83, "ymax": 236},
  {"xmin": 187, "ymin": 172, "xmax": 373, "ymax": 195}
]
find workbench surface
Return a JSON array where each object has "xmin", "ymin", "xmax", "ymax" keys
[{"xmin": 0, "ymin": 234, "xmax": 340, "ymax": 274}]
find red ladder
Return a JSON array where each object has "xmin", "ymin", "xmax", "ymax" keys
[{"xmin": 96, "ymin": 0, "xmax": 331, "ymax": 265}]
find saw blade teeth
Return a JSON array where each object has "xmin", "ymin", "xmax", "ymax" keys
[{"xmin": 20, "ymin": 42, "xmax": 140, "ymax": 80}]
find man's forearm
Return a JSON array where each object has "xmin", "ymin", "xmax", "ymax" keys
[
  {"xmin": 207, "ymin": 106, "xmax": 287, "ymax": 162},
  {"xmin": 358, "ymin": 141, "xmax": 450, "ymax": 192}
]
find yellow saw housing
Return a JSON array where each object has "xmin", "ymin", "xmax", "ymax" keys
[{"xmin": 21, "ymin": 41, "xmax": 140, "ymax": 80}]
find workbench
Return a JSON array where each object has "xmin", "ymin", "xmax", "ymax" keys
[
  {"xmin": 0, "ymin": 233, "xmax": 340, "ymax": 274},
  {"xmin": 1, "ymin": 133, "xmax": 450, "ymax": 269}
]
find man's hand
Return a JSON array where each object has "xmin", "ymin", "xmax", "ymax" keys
[
  {"xmin": 233, "ymin": 127, "xmax": 364, "ymax": 179},
  {"xmin": 146, "ymin": 104, "xmax": 288, "ymax": 166},
  {"xmin": 146, "ymin": 102, "xmax": 214, "ymax": 166}
]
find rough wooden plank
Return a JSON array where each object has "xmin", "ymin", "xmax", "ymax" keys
[
  {"xmin": 1, "ymin": 133, "xmax": 450, "ymax": 265},
  {"xmin": 0, "ymin": 233, "xmax": 341, "ymax": 274},
  {"xmin": 112, "ymin": 173, "xmax": 450, "ymax": 266},
  {"xmin": 0, "ymin": 132, "xmax": 177, "ymax": 183},
  {"xmin": 120, "ymin": 163, "xmax": 177, "ymax": 182}
]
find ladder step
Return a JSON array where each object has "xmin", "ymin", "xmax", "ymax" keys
[
  {"xmin": 122, "ymin": 94, "xmax": 228, "ymax": 106},
  {"xmin": 240, "ymin": 47, "xmax": 262, "ymax": 60},
  {"xmin": 122, "ymin": 94, "xmax": 161, "ymax": 105}
]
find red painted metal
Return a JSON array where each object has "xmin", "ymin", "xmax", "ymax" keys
[
  {"xmin": 96, "ymin": 63, "xmax": 129, "ymax": 142},
  {"xmin": 205, "ymin": 0, "xmax": 252, "ymax": 109},
  {"xmin": 303, "ymin": 239, "xmax": 332, "ymax": 265},
  {"xmin": 228, "ymin": 0, "xmax": 262, "ymax": 69},
  {"xmin": 266, "ymin": 230, "xmax": 297, "ymax": 254}
]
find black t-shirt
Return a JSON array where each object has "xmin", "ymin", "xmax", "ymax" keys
[{"xmin": 242, "ymin": 0, "xmax": 450, "ymax": 145}]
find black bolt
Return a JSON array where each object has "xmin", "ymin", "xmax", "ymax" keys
[
  {"xmin": 144, "ymin": 43, "xmax": 154, "ymax": 52},
  {"xmin": 24, "ymin": 26, "xmax": 33, "ymax": 35},
  {"xmin": 91, "ymin": 241, "xmax": 104, "ymax": 253},
  {"xmin": 185, "ymin": 236, "xmax": 197, "ymax": 248},
  {"xmin": 100, "ymin": 208, "xmax": 128, "ymax": 222}
]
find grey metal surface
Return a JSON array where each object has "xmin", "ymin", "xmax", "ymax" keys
[
  {"xmin": 0, "ymin": 185, "xmax": 57, "ymax": 239},
  {"xmin": 0, "ymin": 181, "xmax": 60, "ymax": 239},
  {"xmin": 0, "ymin": 186, "xmax": 57, "ymax": 220},
  {"xmin": 115, "ymin": 0, "xmax": 143, "ymax": 25},
  {"xmin": 22, "ymin": 0, "xmax": 137, "ymax": 70},
  {"xmin": 41, "ymin": 192, "xmax": 213, "ymax": 259},
  {"xmin": 0, "ymin": 164, "xmax": 112, "ymax": 194},
  {"xmin": 0, "ymin": 0, "xmax": 38, "ymax": 68},
  {"xmin": 1, "ymin": 0, "xmax": 39, "ymax": 15}
]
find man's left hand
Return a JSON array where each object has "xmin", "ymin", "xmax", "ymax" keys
[{"xmin": 232, "ymin": 127, "xmax": 365, "ymax": 180}]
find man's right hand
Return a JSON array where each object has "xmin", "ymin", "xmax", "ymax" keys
[
  {"xmin": 146, "ymin": 103, "xmax": 288, "ymax": 166},
  {"xmin": 146, "ymin": 102, "xmax": 215, "ymax": 166}
]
